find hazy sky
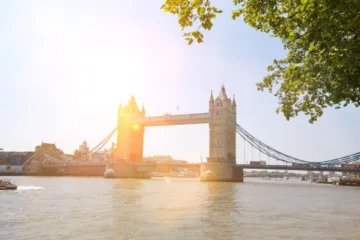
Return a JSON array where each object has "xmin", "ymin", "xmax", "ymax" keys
[{"xmin": 1, "ymin": 0, "xmax": 359, "ymax": 163}]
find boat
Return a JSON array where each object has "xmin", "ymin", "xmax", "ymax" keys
[
  {"xmin": 335, "ymin": 176, "xmax": 360, "ymax": 186},
  {"xmin": 0, "ymin": 179, "xmax": 17, "ymax": 190}
]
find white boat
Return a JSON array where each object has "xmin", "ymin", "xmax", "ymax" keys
[{"xmin": 0, "ymin": 179, "xmax": 17, "ymax": 190}]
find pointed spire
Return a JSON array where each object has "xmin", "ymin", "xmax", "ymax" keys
[
  {"xmin": 129, "ymin": 95, "xmax": 136, "ymax": 104},
  {"xmin": 141, "ymin": 103, "xmax": 146, "ymax": 115},
  {"xmin": 128, "ymin": 95, "xmax": 140, "ymax": 114},
  {"xmin": 232, "ymin": 94, "xmax": 237, "ymax": 106},
  {"xmin": 209, "ymin": 90, "xmax": 214, "ymax": 103},
  {"xmin": 217, "ymin": 84, "xmax": 227, "ymax": 100}
]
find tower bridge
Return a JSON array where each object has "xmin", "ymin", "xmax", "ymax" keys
[
  {"xmin": 26, "ymin": 85, "xmax": 360, "ymax": 180},
  {"xmin": 112, "ymin": 85, "xmax": 240, "ymax": 181}
]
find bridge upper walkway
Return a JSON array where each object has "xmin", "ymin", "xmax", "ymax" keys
[{"xmin": 133, "ymin": 113, "xmax": 210, "ymax": 126}]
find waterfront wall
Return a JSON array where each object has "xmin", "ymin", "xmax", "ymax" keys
[
  {"xmin": 38, "ymin": 166, "xmax": 106, "ymax": 176},
  {"xmin": 0, "ymin": 152, "xmax": 34, "ymax": 165},
  {"xmin": 0, "ymin": 165, "xmax": 23, "ymax": 173}
]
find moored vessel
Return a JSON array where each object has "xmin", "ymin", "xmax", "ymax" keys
[{"xmin": 0, "ymin": 179, "xmax": 17, "ymax": 190}]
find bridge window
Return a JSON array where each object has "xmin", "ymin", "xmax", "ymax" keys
[
  {"xmin": 215, "ymin": 110, "xmax": 221, "ymax": 117},
  {"xmin": 217, "ymin": 148, "xmax": 224, "ymax": 157}
]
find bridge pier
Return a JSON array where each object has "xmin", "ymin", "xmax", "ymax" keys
[
  {"xmin": 105, "ymin": 160, "xmax": 151, "ymax": 179},
  {"xmin": 106, "ymin": 161, "xmax": 136, "ymax": 178},
  {"xmin": 200, "ymin": 163, "xmax": 243, "ymax": 182}
]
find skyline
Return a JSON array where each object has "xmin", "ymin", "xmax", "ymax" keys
[{"xmin": 1, "ymin": 0, "xmax": 359, "ymax": 163}]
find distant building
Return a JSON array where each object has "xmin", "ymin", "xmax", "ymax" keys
[
  {"xmin": 35, "ymin": 142, "xmax": 63, "ymax": 157},
  {"xmin": 153, "ymin": 155, "xmax": 173, "ymax": 163},
  {"xmin": 0, "ymin": 156, "xmax": 7, "ymax": 165},
  {"xmin": 79, "ymin": 141, "xmax": 89, "ymax": 154},
  {"xmin": 73, "ymin": 140, "xmax": 90, "ymax": 161},
  {"xmin": 0, "ymin": 151, "xmax": 34, "ymax": 173}
]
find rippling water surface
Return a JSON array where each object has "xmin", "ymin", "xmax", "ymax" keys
[{"xmin": 1, "ymin": 177, "xmax": 360, "ymax": 240}]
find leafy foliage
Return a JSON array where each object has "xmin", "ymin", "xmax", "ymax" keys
[
  {"xmin": 161, "ymin": 0, "xmax": 360, "ymax": 123},
  {"xmin": 161, "ymin": 0, "xmax": 223, "ymax": 45}
]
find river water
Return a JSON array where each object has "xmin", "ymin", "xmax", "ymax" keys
[{"xmin": 1, "ymin": 177, "xmax": 359, "ymax": 240}]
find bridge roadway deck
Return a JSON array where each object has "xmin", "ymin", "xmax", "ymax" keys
[
  {"xmin": 133, "ymin": 113, "xmax": 210, "ymax": 126},
  {"xmin": 43, "ymin": 163, "xmax": 360, "ymax": 172},
  {"xmin": 236, "ymin": 164, "xmax": 360, "ymax": 172},
  {"xmin": 136, "ymin": 163, "xmax": 360, "ymax": 173}
]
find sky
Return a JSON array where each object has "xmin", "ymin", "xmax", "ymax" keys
[{"xmin": 0, "ymin": 0, "xmax": 359, "ymax": 163}]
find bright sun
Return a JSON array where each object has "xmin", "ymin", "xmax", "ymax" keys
[{"xmin": 132, "ymin": 124, "xmax": 139, "ymax": 130}]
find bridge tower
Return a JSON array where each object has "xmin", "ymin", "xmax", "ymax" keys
[
  {"xmin": 208, "ymin": 85, "xmax": 237, "ymax": 164},
  {"xmin": 201, "ymin": 85, "xmax": 242, "ymax": 181},
  {"xmin": 116, "ymin": 96, "xmax": 145, "ymax": 162}
]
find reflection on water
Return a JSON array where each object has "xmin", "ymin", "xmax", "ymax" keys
[
  {"xmin": 201, "ymin": 183, "xmax": 239, "ymax": 240},
  {"xmin": 1, "ymin": 177, "xmax": 360, "ymax": 240},
  {"xmin": 111, "ymin": 179, "xmax": 143, "ymax": 239}
]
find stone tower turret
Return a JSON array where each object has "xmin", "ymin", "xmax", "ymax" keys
[
  {"xmin": 232, "ymin": 95, "xmax": 236, "ymax": 109},
  {"xmin": 116, "ymin": 96, "xmax": 145, "ymax": 162},
  {"xmin": 209, "ymin": 90, "xmax": 214, "ymax": 109},
  {"xmin": 208, "ymin": 85, "xmax": 237, "ymax": 165},
  {"xmin": 141, "ymin": 103, "xmax": 146, "ymax": 117}
]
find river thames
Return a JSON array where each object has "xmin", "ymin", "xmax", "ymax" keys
[{"xmin": 1, "ymin": 177, "xmax": 359, "ymax": 240}]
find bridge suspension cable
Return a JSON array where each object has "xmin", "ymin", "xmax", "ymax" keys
[
  {"xmin": 243, "ymin": 138, "xmax": 246, "ymax": 164},
  {"xmin": 88, "ymin": 127, "xmax": 117, "ymax": 154},
  {"xmin": 43, "ymin": 153, "xmax": 69, "ymax": 165},
  {"xmin": 251, "ymin": 145, "xmax": 254, "ymax": 161},
  {"xmin": 228, "ymin": 120, "xmax": 360, "ymax": 166},
  {"xmin": 72, "ymin": 127, "xmax": 117, "ymax": 163},
  {"xmin": 21, "ymin": 154, "xmax": 35, "ymax": 167}
]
